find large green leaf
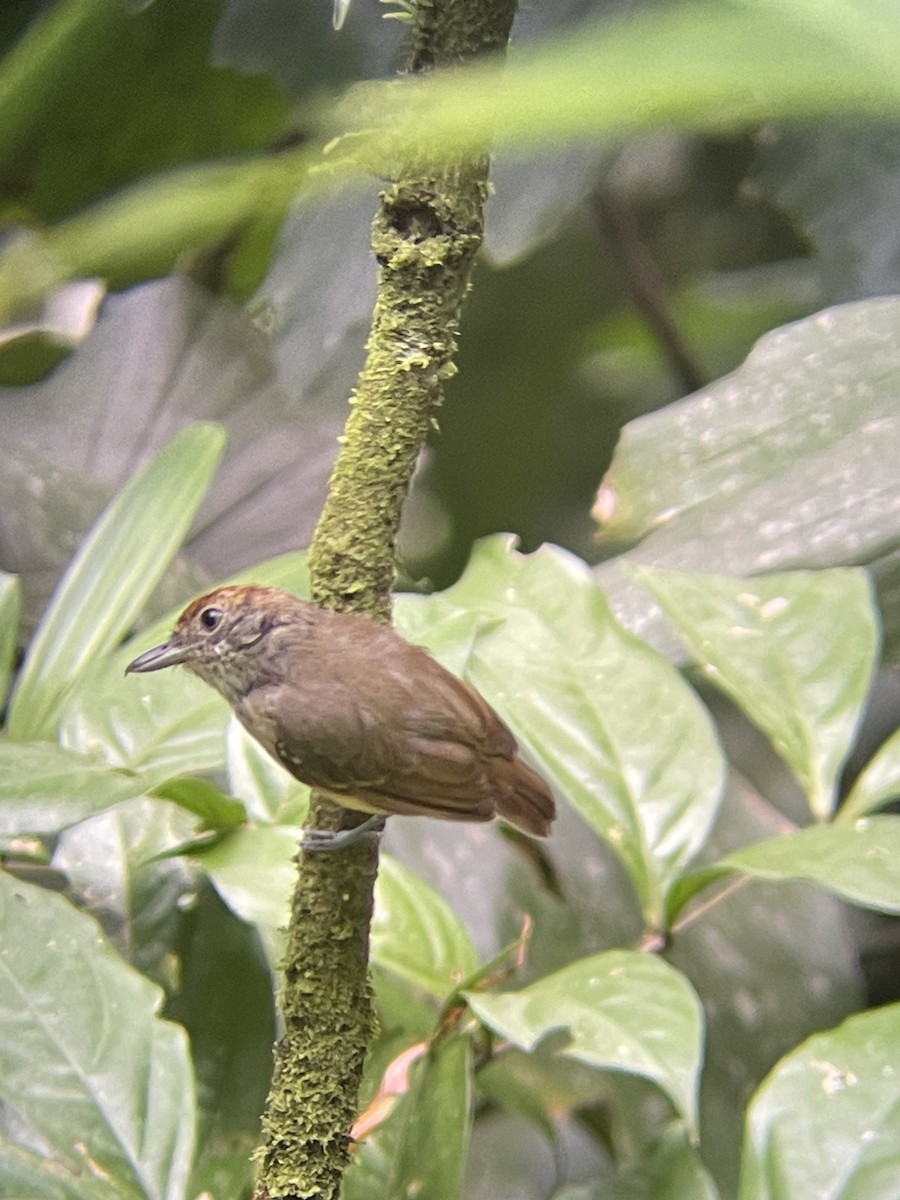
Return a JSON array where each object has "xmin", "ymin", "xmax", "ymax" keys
[
  {"xmin": 0, "ymin": 571, "xmax": 20, "ymax": 707},
  {"xmin": 0, "ymin": 1141, "xmax": 98, "ymax": 1200},
  {"xmin": 593, "ymin": 298, "xmax": 900, "ymax": 660},
  {"xmin": 753, "ymin": 123, "xmax": 900, "ymax": 302},
  {"xmin": 839, "ymin": 726, "xmax": 900, "ymax": 823},
  {"xmin": 400, "ymin": 539, "xmax": 725, "ymax": 929},
  {"xmin": 634, "ymin": 567, "xmax": 879, "ymax": 819},
  {"xmin": 466, "ymin": 950, "xmax": 704, "ymax": 1134},
  {"xmin": 7, "ymin": 422, "xmax": 226, "ymax": 741},
  {"xmin": 371, "ymin": 857, "xmax": 480, "ymax": 1001},
  {"xmin": 0, "ymin": 870, "xmax": 196, "ymax": 1200},
  {"xmin": 739, "ymin": 1003, "xmax": 900, "ymax": 1200},
  {"xmin": 343, "ymin": 1036, "xmax": 473, "ymax": 1200},
  {"xmin": 670, "ymin": 815, "xmax": 900, "ymax": 921},
  {"xmin": 330, "ymin": 2, "xmax": 900, "ymax": 160},
  {"xmin": 0, "ymin": 741, "xmax": 149, "ymax": 836}
]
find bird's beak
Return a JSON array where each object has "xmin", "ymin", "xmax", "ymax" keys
[{"xmin": 125, "ymin": 640, "xmax": 190, "ymax": 674}]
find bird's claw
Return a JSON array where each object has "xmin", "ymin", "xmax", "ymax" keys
[{"xmin": 300, "ymin": 814, "xmax": 385, "ymax": 853}]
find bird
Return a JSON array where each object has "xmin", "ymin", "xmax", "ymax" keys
[{"xmin": 125, "ymin": 585, "xmax": 555, "ymax": 851}]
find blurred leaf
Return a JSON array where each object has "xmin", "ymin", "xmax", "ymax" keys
[
  {"xmin": 52, "ymin": 796, "xmax": 201, "ymax": 986},
  {"xmin": 0, "ymin": 0, "xmax": 286, "ymax": 222},
  {"xmin": 168, "ymin": 880, "xmax": 275, "ymax": 1193},
  {"xmin": 0, "ymin": 870, "xmax": 195, "ymax": 1200},
  {"xmin": 0, "ymin": 741, "xmax": 149, "ymax": 836},
  {"xmin": 61, "ymin": 664, "xmax": 229, "ymax": 787},
  {"xmin": 752, "ymin": 122, "xmax": 900, "ymax": 301},
  {"xmin": 389, "ymin": 1037, "xmax": 472, "ymax": 1200},
  {"xmin": 0, "ymin": 279, "xmax": 105, "ymax": 384},
  {"xmin": 7, "ymin": 422, "xmax": 226, "ymax": 741},
  {"xmin": 344, "ymin": 1036, "xmax": 472, "ymax": 1200},
  {"xmin": 670, "ymin": 815, "xmax": 900, "ymax": 921},
  {"xmin": 151, "ymin": 776, "xmax": 245, "ymax": 832},
  {"xmin": 466, "ymin": 950, "xmax": 704, "ymax": 1134},
  {"xmin": 193, "ymin": 823, "xmax": 300, "ymax": 931},
  {"xmin": 0, "ymin": 571, "xmax": 20, "ymax": 707},
  {"xmin": 329, "ymin": 2, "xmax": 900, "ymax": 164},
  {"xmin": 371, "ymin": 856, "xmax": 480, "ymax": 1001},
  {"xmin": 634, "ymin": 567, "xmax": 879, "ymax": 819},
  {"xmin": 593, "ymin": 298, "xmax": 900, "ymax": 661},
  {"xmin": 839, "ymin": 726, "xmax": 900, "ymax": 823},
  {"xmin": 226, "ymin": 715, "xmax": 308, "ymax": 825},
  {"xmin": 1, "ymin": 277, "xmax": 333, "ymax": 623},
  {"xmin": 0, "ymin": 1141, "xmax": 97, "ymax": 1200},
  {"xmin": 738, "ymin": 1003, "xmax": 900, "ymax": 1200},
  {"xmin": 404, "ymin": 538, "xmax": 725, "ymax": 928}
]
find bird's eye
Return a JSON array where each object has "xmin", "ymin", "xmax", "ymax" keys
[{"xmin": 199, "ymin": 607, "xmax": 224, "ymax": 632}]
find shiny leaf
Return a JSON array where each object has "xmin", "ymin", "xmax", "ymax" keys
[
  {"xmin": 739, "ymin": 1004, "xmax": 900, "ymax": 1200},
  {"xmin": 371, "ymin": 857, "xmax": 480, "ymax": 1000},
  {"xmin": 344, "ymin": 1037, "xmax": 473, "ymax": 1200},
  {"xmin": 0, "ymin": 572, "xmax": 21, "ymax": 708},
  {"xmin": 0, "ymin": 741, "xmax": 149, "ymax": 836},
  {"xmin": 670, "ymin": 815, "xmax": 900, "ymax": 921},
  {"xmin": 466, "ymin": 950, "xmax": 704, "ymax": 1134},
  {"xmin": 151, "ymin": 777, "xmax": 245, "ymax": 832},
  {"xmin": 634, "ymin": 567, "xmax": 878, "ymax": 819},
  {"xmin": 0, "ymin": 871, "xmax": 195, "ymax": 1200},
  {"xmin": 839, "ymin": 726, "xmax": 900, "ymax": 823},
  {"xmin": 593, "ymin": 299, "xmax": 900, "ymax": 661},
  {"xmin": 7, "ymin": 422, "xmax": 226, "ymax": 741}
]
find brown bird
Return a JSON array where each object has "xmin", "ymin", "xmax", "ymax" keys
[{"xmin": 125, "ymin": 585, "xmax": 555, "ymax": 850}]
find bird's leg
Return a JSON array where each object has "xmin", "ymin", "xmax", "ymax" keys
[{"xmin": 300, "ymin": 814, "xmax": 386, "ymax": 853}]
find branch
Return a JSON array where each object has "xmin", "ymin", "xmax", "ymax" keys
[{"xmin": 253, "ymin": 2, "xmax": 517, "ymax": 1196}]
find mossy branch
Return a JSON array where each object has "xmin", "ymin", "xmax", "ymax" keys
[{"xmin": 253, "ymin": 1, "xmax": 517, "ymax": 1197}]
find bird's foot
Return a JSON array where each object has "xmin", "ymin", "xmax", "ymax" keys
[{"xmin": 300, "ymin": 814, "xmax": 385, "ymax": 853}]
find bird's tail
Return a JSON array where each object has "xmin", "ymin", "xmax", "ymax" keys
[{"xmin": 495, "ymin": 756, "xmax": 556, "ymax": 838}]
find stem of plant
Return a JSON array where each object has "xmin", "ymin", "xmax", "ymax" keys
[{"xmin": 252, "ymin": 1, "xmax": 518, "ymax": 1196}]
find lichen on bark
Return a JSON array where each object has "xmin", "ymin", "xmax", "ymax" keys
[{"xmin": 253, "ymin": 2, "xmax": 518, "ymax": 1197}]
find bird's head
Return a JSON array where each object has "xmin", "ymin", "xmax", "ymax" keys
[{"xmin": 125, "ymin": 584, "xmax": 308, "ymax": 701}]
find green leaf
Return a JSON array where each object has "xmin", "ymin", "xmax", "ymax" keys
[
  {"xmin": 7, "ymin": 422, "xmax": 226, "ymax": 741},
  {"xmin": 634, "ymin": 567, "xmax": 879, "ymax": 819},
  {"xmin": 331, "ymin": 2, "xmax": 900, "ymax": 164},
  {"xmin": 371, "ymin": 857, "xmax": 480, "ymax": 1001},
  {"xmin": 195, "ymin": 823, "xmax": 301, "ymax": 932},
  {"xmin": 343, "ymin": 1037, "xmax": 473, "ymax": 1200},
  {"xmin": 151, "ymin": 776, "xmax": 245, "ymax": 833},
  {"xmin": 466, "ymin": 950, "xmax": 704, "ymax": 1135},
  {"xmin": 389, "ymin": 1037, "xmax": 472, "ymax": 1200},
  {"xmin": 739, "ymin": 1003, "xmax": 900, "ymax": 1200},
  {"xmin": 61, "ymin": 661, "xmax": 229, "ymax": 787},
  {"xmin": 839, "ymin": 726, "xmax": 900, "ymax": 823},
  {"xmin": 593, "ymin": 298, "xmax": 900, "ymax": 662},
  {"xmin": 0, "ymin": 1141, "xmax": 98, "ymax": 1200},
  {"xmin": 0, "ymin": 870, "xmax": 195, "ymax": 1200},
  {"xmin": 0, "ymin": 571, "xmax": 21, "ymax": 708},
  {"xmin": 0, "ymin": 741, "xmax": 149, "ymax": 836},
  {"xmin": 670, "ymin": 815, "xmax": 900, "ymax": 920},
  {"xmin": 404, "ymin": 539, "xmax": 725, "ymax": 928},
  {"xmin": 52, "ymin": 796, "xmax": 200, "ymax": 986}
]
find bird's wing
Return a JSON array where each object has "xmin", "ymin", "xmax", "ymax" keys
[{"xmin": 238, "ymin": 664, "xmax": 511, "ymax": 820}]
